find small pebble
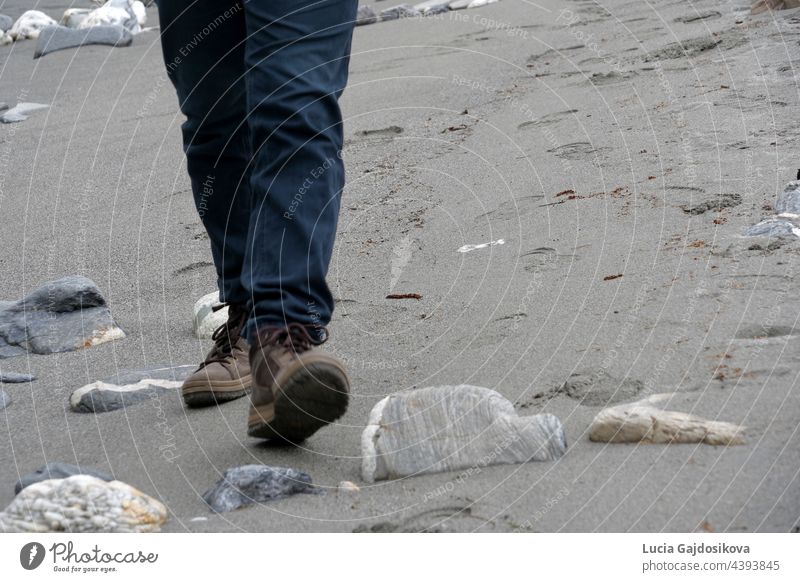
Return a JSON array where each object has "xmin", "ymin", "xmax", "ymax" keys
[{"xmin": 0, "ymin": 372, "xmax": 36, "ymax": 383}]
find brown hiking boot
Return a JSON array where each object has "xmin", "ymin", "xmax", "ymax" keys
[
  {"xmin": 247, "ymin": 323, "xmax": 349, "ymax": 443},
  {"xmin": 182, "ymin": 303, "xmax": 252, "ymax": 407}
]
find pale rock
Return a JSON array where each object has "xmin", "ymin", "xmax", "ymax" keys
[
  {"xmin": 9, "ymin": 11, "xmax": 57, "ymax": 41},
  {"xmin": 0, "ymin": 103, "xmax": 48, "ymax": 124},
  {"xmin": 361, "ymin": 385, "xmax": 567, "ymax": 483},
  {"xmin": 468, "ymin": 0, "xmax": 499, "ymax": 7},
  {"xmin": 193, "ymin": 291, "xmax": 227, "ymax": 339},
  {"xmin": 338, "ymin": 480, "xmax": 360, "ymax": 492},
  {"xmin": 79, "ymin": 0, "xmax": 142, "ymax": 34},
  {"xmin": 589, "ymin": 393, "xmax": 746, "ymax": 446},
  {"xmin": 0, "ymin": 475, "xmax": 167, "ymax": 532},
  {"xmin": 132, "ymin": 1, "xmax": 147, "ymax": 27},
  {"xmin": 61, "ymin": 9, "xmax": 92, "ymax": 29}
]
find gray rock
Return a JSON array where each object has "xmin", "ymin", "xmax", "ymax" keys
[
  {"xmin": 380, "ymin": 5, "xmax": 421, "ymax": 20},
  {"xmin": 14, "ymin": 462, "xmax": 114, "ymax": 494},
  {"xmin": 361, "ymin": 385, "xmax": 568, "ymax": 483},
  {"xmin": 70, "ymin": 364, "xmax": 195, "ymax": 413},
  {"xmin": 356, "ymin": 5, "xmax": 378, "ymax": 25},
  {"xmin": 0, "ymin": 390, "xmax": 9, "ymax": 411},
  {"xmin": 0, "ymin": 475, "xmax": 167, "ymax": 532},
  {"xmin": 0, "ymin": 103, "xmax": 48, "ymax": 124},
  {"xmin": 0, "ymin": 276, "xmax": 124, "ymax": 359},
  {"xmin": 0, "ymin": 15, "xmax": 12, "ymax": 33},
  {"xmin": 0, "ymin": 372, "xmax": 35, "ymax": 383},
  {"xmin": 0, "ymin": 103, "xmax": 7, "ymax": 112},
  {"xmin": 775, "ymin": 180, "xmax": 800, "ymax": 215},
  {"xmin": 202, "ymin": 465, "xmax": 316, "ymax": 512},
  {"xmin": 35, "ymin": 25, "xmax": 132, "ymax": 59},
  {"xmin": 743, "ymin": 218, "xmax": 800, "ymax": 239}
]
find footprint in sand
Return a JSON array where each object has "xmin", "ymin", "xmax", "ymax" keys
[{"xmin": 518, "ymin": 109, "xmax": 578, "ymax": 130}]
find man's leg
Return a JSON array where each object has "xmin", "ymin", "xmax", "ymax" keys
[
  {"xmin": 158, "ymin": 0, "xmax": 251, "ymax": 306},
  {"xmin": 158, "ymin": 0, "xmax": 253, "ymax": 406},
  {"xmin": 242, "ymin": 0, "xmax": 357, "ymax": 441},
  {"xmin": 241, "ymin": 0, "xmax": 357, "ymax": 340}
]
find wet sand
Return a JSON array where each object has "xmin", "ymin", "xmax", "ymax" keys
[{"xmin": 0, "ymin": 0, "xmax": 798, "ymax": 532}]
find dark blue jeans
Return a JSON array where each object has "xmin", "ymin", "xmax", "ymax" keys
[{"xmin": 157, "ymin": 0, "xmax": 356, "ymax": 342}]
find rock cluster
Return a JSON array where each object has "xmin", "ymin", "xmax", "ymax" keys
[
  {"xmin": 356, "ymin": 0, "xmax": 502, "ymax": 27},
  {"xmin": 3, "ymin": 1, "xmax": 146, "ymax": 49}
]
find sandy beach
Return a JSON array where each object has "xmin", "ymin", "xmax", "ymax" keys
[{"xmin": 0, "ymin": 0, "xmax": 799, "ymax": 532}]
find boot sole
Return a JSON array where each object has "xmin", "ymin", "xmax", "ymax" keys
[
  {"xmin": 182, "ymin": 375, "xmax": 252, "ymax": 408},
  {"xmin": 247, "ymin": 362, "xmax": 349, "ymax": 443}
]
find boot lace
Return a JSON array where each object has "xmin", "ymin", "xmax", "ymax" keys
[
  {"xmin": 199, "ymin": 304, "xmax": 247, "ymax": 368},
  {"xmin": 256, "ymin": 323, "xmax": 326, "ymax": 355}
]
